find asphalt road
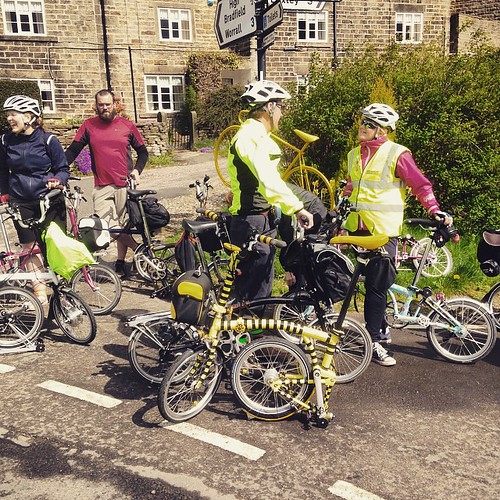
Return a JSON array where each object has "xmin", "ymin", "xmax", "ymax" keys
[{"xmin": 1, "ymin": 153, "xmax": 499, "ymax": 499}]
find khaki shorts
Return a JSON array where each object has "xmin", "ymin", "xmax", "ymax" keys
[{"xmin": 93, "ymin": 185, "xmax": 129, "ymax": 228}]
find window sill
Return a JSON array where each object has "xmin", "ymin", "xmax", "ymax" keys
[{"xmin": 0, "ymin": 34, "xmax": 58, "ymax": 42}]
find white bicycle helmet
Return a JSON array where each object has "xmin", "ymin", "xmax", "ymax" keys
[
  {"xmin": 360, "ymin": 103, "xmax": 399, "ymax": 131},
  {"xmin": 3, "ymin": 95, "xmax": 41, "ymax": 117},
  {"xmin": 241, "ymin": 80, "xmax": 291, "ymax": 106}
]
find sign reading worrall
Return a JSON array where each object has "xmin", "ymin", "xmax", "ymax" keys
[{"xmin": 214, "ymin": 0, "xmax": 257, "ymax": 48}]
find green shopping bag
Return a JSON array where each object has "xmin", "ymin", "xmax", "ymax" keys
[{"xmin": 42, "ymin": 222, "xmax": 95, "ymax": 281}]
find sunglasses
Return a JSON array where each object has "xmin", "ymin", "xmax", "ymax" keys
[
  {"xmin": 361, "ymin": 119, "xmax": 379, "ymax": 130},
  {"xmin": 275, "ymin": 102, "xmax": 286, "ymax": 110}
]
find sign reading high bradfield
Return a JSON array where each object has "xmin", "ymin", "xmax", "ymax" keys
[
  {"xmin": 214, "ymin": 0, "xmax": 257, "ymax": 49},
  {"xmin": 281, "ymin": 1, "xmax": 325, "ymax": 11}
]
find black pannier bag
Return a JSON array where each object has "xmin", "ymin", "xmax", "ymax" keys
[
  {"xmin": 170, "ymin": 270, "xmax": 213, "ymax": 326},
  {"xmin": 127, "ymin": 197, "xmax": 170, "ymax": 231},
  {"xmin": 78, "ymin": 216, "xmax": 111, "ymax": 252},
  {"xmin": 311, "ymin": 243, "xmax": 355, "ymax": 303},
  {"xmin": 477, "ymin": 229, "xmax": 500, "ymax": 277}
]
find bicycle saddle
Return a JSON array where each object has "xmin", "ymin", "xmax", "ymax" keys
[
  {"xmin": 329, "ymin": 234, "xmax": 389, "ymax": 250},
  {"xmin": 128, "ymin": 189, "xmax": 157, "ymax": 199},
  {"xmin": 293, "ymin": 129, "xmax": 319, "ymax": 143},
  {"xmin": 182, "ymin": 218, "xmax": 217, "ymax": 235}
]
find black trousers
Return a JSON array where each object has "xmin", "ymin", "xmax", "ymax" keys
[
  {"xmin": 229, "ymin": 213, "xmax": 277, "ymax": 302},
  {"xmin": 362, "ymin": 237, "xmax": 397, "ymax": 342}
]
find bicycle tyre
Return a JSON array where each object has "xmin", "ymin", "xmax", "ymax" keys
[
  {"xmin": 283, "ymin": 165, "xmax": 335, "ymax": 211},
  {"xmin": 0, "ymin": 287, "xmax": 44, "ymax": 349},
  {"xmin": 128, "ymin": 318, "xmax": 197, "ymax": 384},
  {"xmin": 411, "ymin": 237, "xmax": 453, "ymax": 278},
  {"xmin": 52, "ymin": 290, "xmax": 97, "ymax": 345},
  {"xmin": 158, "ymin": 347, "xmax": 223, "ymax": 423},
  {"xmin": 231, "ymin": 337, "xmax": 314, "ymax": 421},
  {"xmin": 134, "ymin": 241, "xmax": 178, "ymax": 283},
  {"xmin": 70, "ymin": 263, "xmax": 122, "ymax": 315},
  {"xmin": 427, "ymin": 298, "xmax": 496, "ymax": 363},
  {"xmin": 214, "ymin": 124, "xmax": 240, "ymax": 188},
  {"xmin": 487, "ymin": 282, "xmax": 500, "ymax": 330},
  {"xmin": 273, "ymin": 295, "xmax": 372, "ymax": 383}
]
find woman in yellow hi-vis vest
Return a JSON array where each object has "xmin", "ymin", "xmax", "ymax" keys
[{"xmin": 343, "ymin": 103, "xmax": 453, "ymax": 366}]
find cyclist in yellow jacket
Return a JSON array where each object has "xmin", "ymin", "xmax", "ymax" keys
[
  {"xmin": 343, "ymin": 103, "xmax": 453, "ymax": 366},
  {"xmin": 227, "ymin": 80, "xmax": 313, "ymax": 302}
]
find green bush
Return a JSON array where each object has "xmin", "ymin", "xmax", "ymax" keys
[
  {"xmin": 0, "ymin": 80, "xmax": 42, "ymax": 133},
  {"xmin": 280, "ymin": 43, "xmax": 500, "ymax": 238},
  {"xmin": 196, "ymin": 84, "xmax": 245, "ymax": 136}
]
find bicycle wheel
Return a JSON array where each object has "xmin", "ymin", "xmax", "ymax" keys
[
  {"xmin": 134, "ymin": 241, "xmax": 178, "ymax": 283},
  {"xmin": 214, "ymin": 125, "xmax": 240, "ymax": 187},
  {"xmin": 231, "ymin": 337, "xmax": 314, "ymax": 421},
  {"xmin": 158, "ymin": 347, "xmax": 224, "ymax": 423},
  {"xmin": 0, "ymin": 287, "xmax": 44, "ymax": 349},
  {"xmin": 427, "ymin": 298, "xmax": 496, "ymax": 363},
  {"xmin": 207, "ymin": 256, "xmax": 230, "ymax": 293},
  {"xmin": 283, "ymin": 165, "xmax": 335, "ymax": 210},
  {"xmin": 128, "ymin": 318, "xmax": 197, "ymax": 384},
  {"xmin": 70, "ymin": 263, "xmax": 122, "ymax": 315},
  {"xmin": 273, "ymin": 296, "xmax": 372, "ymax": 384},
  {"xmin": 411, "ymin": 237, "xmax": 453, "ymax": 278},
  {"xmin": 52, "ymin": 290, "xmax": 97, "ymax": 345},
  {"xmin": 487, "ymin": 282, "xmax": 500, "ymax": 330}
]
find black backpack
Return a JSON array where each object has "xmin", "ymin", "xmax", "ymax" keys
[{"xmin": 127, "ymin": 197, "xmax": 170, "ymax": 230}]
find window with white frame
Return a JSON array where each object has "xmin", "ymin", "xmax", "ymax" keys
[
  {"xmin": 395, "ymin": 12, "xmax": 423, "ymax": 44},
  {"xmin": 3, "ymin": 0, "xmax": 46, "ymax": 35},
  {"xmin": 145, "ymin": 75, "xmax": 184, "ymax": 112},
  {"xmin": 297, "ymin": 11, "xmax": 327, "ymax": 42},
  {"xmin": 158, "ymin": 8, "xmax": 191, "ymax": 41},
  {"xmin": 38, "ymin": 79, "xmax": 55, "ymax": 112}
]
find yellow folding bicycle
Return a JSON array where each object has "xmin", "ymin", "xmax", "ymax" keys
[{"xmin": 213, "ymin": 110, "xmax": 335, "ymax": 210}]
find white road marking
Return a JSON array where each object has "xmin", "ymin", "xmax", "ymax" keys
[
  {"xmin": 161, "ymin": 421, "xmax": 266, "ymax": 461},
  {"xmin": 0, "ymin": 363, "xmax": 15, "ymax": 373},
  {"xmin": 329, "ymin": 480, "xmax": 385, "ymax": 499},
  {"xmin": 37, "ymin": 380, "xmax": 122, "ymax": 408}
]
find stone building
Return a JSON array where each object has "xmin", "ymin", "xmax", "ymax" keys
[{"xmin": 0, "ymin": 0, "xmax": 498, "ymax": 123}]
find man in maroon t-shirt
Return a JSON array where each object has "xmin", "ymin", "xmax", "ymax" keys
[{"xmin": 66, "ymin": 89, "xmax": 149, "ymax": 276}]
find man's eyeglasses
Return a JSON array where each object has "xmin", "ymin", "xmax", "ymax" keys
[
  {"xmin": 361, "ymin": 119, "xmax": 378, "ymax": 130},
  {"xmin": 275, "ymin": 102, "xmax": 286, "ymax": 110}
]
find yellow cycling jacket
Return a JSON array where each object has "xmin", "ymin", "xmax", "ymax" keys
[
  {"xmin": 227, "ymin": 119, "xmax": 303, "ymax": 216},
  {"xmin": 344, "ymin": 140, "xmax": 408, "ymax": 237}
]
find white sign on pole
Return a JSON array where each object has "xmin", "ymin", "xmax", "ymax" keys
[
  {"xmin": 214, "ymin": 0, "xmax": 257, "ymax": 49},
  {"xmin": 262, "ymin": 1, "xmax": 284, "ymax": 34},
  {"xmin": 281, "ymin": 1, "xmax": 325, "ymax": 12}
]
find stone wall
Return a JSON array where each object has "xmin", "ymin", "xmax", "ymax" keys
[{"xmin": 451, "ymin": 0, "xmax": 500, "ymax": 50}]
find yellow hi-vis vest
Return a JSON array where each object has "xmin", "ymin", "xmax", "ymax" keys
[{"xmin": 344, "ymin": 141, "xmax": 408, "ymax": 237}]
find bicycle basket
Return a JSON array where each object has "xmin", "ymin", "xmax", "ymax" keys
[
  {"xmin": 310, "ymin": 242, "xmax": 354, "ymax": 303},
  {"xmin": 78, "ymin": 216, "xmax": 110, "ymax": 252},
  {"xmin": 170, "ymin": 270, "xmax": 213, "ymax": 326},
  {"xmin": 477, "ymin": 229, "xmax": 500, "ymax": 277}
]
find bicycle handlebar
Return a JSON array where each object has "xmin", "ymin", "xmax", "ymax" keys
[
  {"xmin": 196, "ymin": 209, "xmax": 286, "ymax": 249},
  {"xmin": 406, "ymin": 217, "xmax": 459, "ymax": 246},
  {"xmin": 10, "ymin": 188, "xmax": 62, "ymax": 228}
]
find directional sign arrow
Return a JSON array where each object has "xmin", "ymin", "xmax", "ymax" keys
[
  {"xmin": 262, "ymin": 1, "xmax": 284, "ymax": 35},
  {"xmin": 214, "ymin": 0, "xmax": 257, "ymax": 49}
]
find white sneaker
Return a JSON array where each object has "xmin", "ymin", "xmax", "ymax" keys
[{"xmin": 372, "ymin": 342, "xmax": 396, "ymax": 366}]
